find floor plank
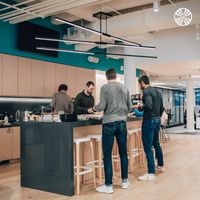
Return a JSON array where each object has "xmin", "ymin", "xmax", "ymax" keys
[{"xmin": 0, "ymin": 134, "xmax": 200, "ymax": 200}]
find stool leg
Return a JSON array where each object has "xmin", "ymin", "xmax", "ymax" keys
[
  {"xmin": 89, "ymin": 140, "xmax": 96, "ymax": 188},
  {"xmin": 76, "ymin": 143, "xmax": 80, "ymax": 195},
  {"xmin": 112, "ymin": 139, "xmax": 117, "ymax": 177},
  {"xmin": 138, "ymin": 131, "xmax": 144, "ymax": 167},
  {"xmin": 128, "ymin": 135, "xmax": 133, "ymax": 173},
  {"xmin": 112, "ymin": 151, "xmax": 115, "ymax": 177},
  {"xmin": 136, "ymin": 133, "xmax": 141, "ymax": 167},
  {"xmin": 97, "ymin": 140, "xmax": 103, "ymax": 185},
  {"xmin": 73, "ymin": 144, "xmax": 76, "ymax": 185},
  {"xmin": 82, "ymin": 142, "xmax": 85, "ymax": 184}
]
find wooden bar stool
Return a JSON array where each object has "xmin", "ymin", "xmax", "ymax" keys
[
  {"xmin": 74, "ymin": 137, "xmax": 96, "ymax": 195},
  {"xmin": 87, "ymin": 134, "xmax": 103, "ymax": 185},
  {"xmin": 127, "ymin": 128, "xmax": 144, "ymax": 172},
  {"xmin": 127, "ymin": 128, "xmax": 140, "ymax": 173},
  {"xmin": 136, "ymin": 128, "xmax": 145, "ymax": 167}
]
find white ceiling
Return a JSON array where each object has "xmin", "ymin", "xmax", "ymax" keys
[
  {"xmin": 143, "ymin": 60, "xmax": 200, "ymax": 76},
  {"xmin": 60, "ymin": 0, "xmax": 158, "ymax": 22}
]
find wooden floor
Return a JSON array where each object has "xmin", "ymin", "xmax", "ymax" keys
[{"xmin": 1, "ymin": 134, "xmax": 200, "ymax": 200}]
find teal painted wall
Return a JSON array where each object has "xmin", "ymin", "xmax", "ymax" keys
[{"xmin": 0, "ymin": 17, "xmax": 124, "ymax": 74}]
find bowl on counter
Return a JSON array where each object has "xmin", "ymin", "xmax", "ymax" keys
[
  {"xmin": 60, "ymin": 114, "xmax": 77, "ymax": 122},
  {"xmin": 77, "ymin": 114, "xmax": 103, "ymax": 121}
]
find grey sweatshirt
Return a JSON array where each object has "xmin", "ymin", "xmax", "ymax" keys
[
  {"xmin": 51, "ymin": 92, "xmax": 74, "ymax": 113},
  {"xmin": 94, "ymin": 81, "xmax": 132, "ymax": 124}
]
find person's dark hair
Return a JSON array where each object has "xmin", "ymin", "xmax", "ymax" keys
[
  {"xmin": 58, "ymin": 84, "xmax": 68, "ymax": 92},
  {"xmin": 138, "ymin": 75, "xmax": 150, "ymax": 85},
  {"xmin": 106, "ymin": 68, "xmax": 116, "ymax": 80},
  {"xmin": 86, "ymin": 81, "xmax": 95, "ymax": 87}
]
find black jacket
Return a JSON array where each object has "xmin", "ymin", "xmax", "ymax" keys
[
  {"xmin": 74, "ymin": 91, "xmax": 95, "ymax": 114},
  {"xmin": 142, "ymin": 86, "xmax": 164, "ymax": 120}
]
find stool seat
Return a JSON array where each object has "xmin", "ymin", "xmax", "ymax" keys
[
  {"xmin": 74, "ymin": 137, "xmax": 91, "ymax": 144},
  {"xmin": 87, "ymin": 134, "xmax": 102, "ymax": 141},
  {"xmin": 128, "ymin": 128, "xmax": 138, "ymax": 135}
]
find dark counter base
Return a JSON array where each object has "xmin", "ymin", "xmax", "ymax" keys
[{"xmin": 21, "ymin": 122, "xmax": 74, "ymax": 196}]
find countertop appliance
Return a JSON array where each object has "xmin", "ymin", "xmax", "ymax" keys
[{"xmin": 60, "ymin": 114, "xmax": 77, "ymax": 122}]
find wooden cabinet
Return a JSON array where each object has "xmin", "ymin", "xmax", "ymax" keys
[
  {"xmin": 0, "ymin": 127, "xmax": 20, "ymax": 161},
  {"xmin": 44, "ymin": 62, "xmax": 56, "ymax": 97},
  {"xmin": 76, "ymin": 67, "xmax": 87, "ymax": 92},
  {"xmin": 66, "ymin": 66, "xmax": 77, "ymax": 98},
  {"xmin": 18, "ymin": 57, "xmax": 32, "ymax": 96},
  {"xmin": 2, "ymin": 54, "xmax": 18, "ymax": 96},
  {"xmin": 0, "ymin": 128, "xmax": 12, "ymax": 161},
  {"xmin": 74, "ymin": 68, "xmax": 96, "ymax": 98},
  {"xmin": 0, "ymin": 54, "xmax": 2, "ymax": 95},
  {"xmin": 31, "ymin": 59, "xmax": 44, "ymax": 97},
  {"xmin": 55, "ymin": 64, "xmax": 68, "ymax": 91},
  {"xmin": 0, "ymin": 53, "xmax": 96, "ymax": 98},
  {"xmin": 11, "ymin": 127, "xmax": 20, "ymax": 159}
]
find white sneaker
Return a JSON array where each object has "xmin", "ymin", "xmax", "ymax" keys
[
  {"xmin": 138, "ymin": 174, "xmax": 156, "ymax": 181},
  {"xmin": 96, "ymin": 185, "xmax": 114, "ymax": 194},
  {"xmin": 122, "ymin": 181, "xmax": 130, "ymax": 189},
  {"xmin": 156, "ymin": 166, "xmax": 165, "ymax": 172}
]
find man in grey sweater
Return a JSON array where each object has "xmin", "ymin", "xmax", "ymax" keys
[{"xmin": 94, "ymin": 68, "xmax": 132, "ymax": 194}]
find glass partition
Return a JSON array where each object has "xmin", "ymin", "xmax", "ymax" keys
[{"xmin": 155, "ymin": 87, "xmax": 185, "ymax": 127}]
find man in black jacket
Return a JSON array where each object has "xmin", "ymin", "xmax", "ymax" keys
[
  {"xmin": 74, "ymin": 81, "xmax": 95, "ymax": 114},
  {"xmin": 137, "ymin": 75, "xmax": 165, "ymax": 181}
]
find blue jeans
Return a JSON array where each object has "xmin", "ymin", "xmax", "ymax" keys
[
  {"xmin": 102, "ymin": 121, "xmax": 128, "ymax": 186},
  {"xmin": 142, "ymin": 118, "xmax": 164, "ymax": 174}
]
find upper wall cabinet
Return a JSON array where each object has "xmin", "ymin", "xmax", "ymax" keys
[
  {"xmin": 75, "ymin": 67, "xmax": 87, "ymax": 94},
  {"xmin": 0, "ymin": 54, "xmax": 3, "ymax": 95},
  {"xmin": 66, "ymin": 66, "xmax": 77, "ymax": 98},
  {"xmin": 31, "ymin": 60, "xmax": 44, "ymax": 97},
  {"xmin": 44, "ymin": 62, "xmax": 56, "ymax": 97},
  {"xmin": 18, "ymin": 57, "xmax": 32, "ymax": 96},
  {"xmin": 2, "ymin": 54, "xmax": 18, "ymax": 96},
  {"xmin": 75, "ymin": 68, "xmax": 96, "ymax": 95},
  {"xmin": 55, "ymin": 64, "xmax": 68, "ymax": 91},
  {"xmin": 0, "ymin": 53, "xmax": 96, "ymax": 98}
]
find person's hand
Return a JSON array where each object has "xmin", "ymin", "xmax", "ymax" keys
[
  {"xmin": 88, "ymin": 108, "xmax": 95, "ymax": 114},
  {"xmin": 132, "ymin": 105, "xmax": 139, "ymax": 109}
]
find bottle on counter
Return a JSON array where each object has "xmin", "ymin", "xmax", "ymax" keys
[
  {"xmin": 4, "ymin": 113, "xmax": 9, "ymax": 124},
  {"xmin": 15, "ymin": 110, "xmax": 20, "ymax": 122},
  {"xmin": 24, "ymin": 110, "xmax": 29, "ymax": 121}
]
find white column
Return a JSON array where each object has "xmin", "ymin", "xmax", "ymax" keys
[
  {"xmin": 123, "ymin": 48, "xmax": 137, "ymax": 95},
  {"xmin": 186, "ymin": 79, "xmax": 195, "ymax": 132}
]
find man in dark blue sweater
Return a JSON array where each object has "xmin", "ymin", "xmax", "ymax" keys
[{"xmin": 137, "ymin": 75, "xmax": 165, "ymax": 181}]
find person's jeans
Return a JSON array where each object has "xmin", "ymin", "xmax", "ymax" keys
[
  {"xmin": 102, "ymin": 121, "xmax": 128, "ymax": 186},
  {"xmin": 142, "ymin": 118, "xmax": 164, "ymax": 174}
]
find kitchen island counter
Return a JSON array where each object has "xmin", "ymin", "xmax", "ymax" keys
[{"xmin": 20, "ymin": 117, "xmax": 142, "ymax": 196}]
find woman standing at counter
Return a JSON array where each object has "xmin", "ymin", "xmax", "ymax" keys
[{"xmin": 51, "ymin": 84, "xmax": 74, "ymax": 113}]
